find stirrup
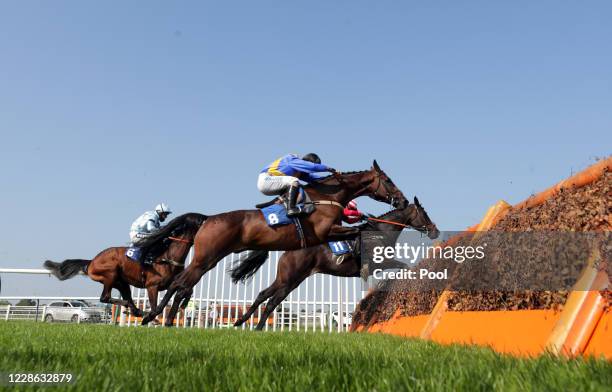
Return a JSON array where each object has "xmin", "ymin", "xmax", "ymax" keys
[{"xmin": 287, "ymin": 206, "xmax": 302, "ymax": 217}]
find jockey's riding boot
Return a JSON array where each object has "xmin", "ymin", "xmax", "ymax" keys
[{"xmin": 286, "ymin": 184, "xmax": 301, "ymax": 217}]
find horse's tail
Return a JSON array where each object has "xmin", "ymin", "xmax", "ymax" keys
[
  {"xmin": 229, "ymin": 250, "xmax": 269, "ymax": 283},
  {"xmin": 43, "ymin": 259, "xmax": 90, "ymax": 281}
]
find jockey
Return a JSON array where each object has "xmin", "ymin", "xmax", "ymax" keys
[
  {"xmin": 129, "ymin": 203, "xmax": 172, "ymax": 246},
  {"xmin": 342, "ymin": 200, "xmax": 364, "ymax": 224},
  {"xmin": 257, "ymin": 153, "xmax": 336, "ymax": 216}
]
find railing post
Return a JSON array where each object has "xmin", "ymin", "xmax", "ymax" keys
[
  {"xmin": 119, "ymin": 306, "xmax": 126, "ymax": 326},
  {"xmin": 5, "ymin": 305, "xmax": 10, "ymax": 321}
]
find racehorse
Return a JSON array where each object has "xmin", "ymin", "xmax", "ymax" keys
[
  {"xmin": 230, "ymin": 197, "xmax": 439, "ymax": 330},
  {"xmin": 142, "ymin": 161, "xmax": 406, "ymax": 326},
  {"xmin": 43, "ymin": 213, "xmax": 206, "ymax": 321}
]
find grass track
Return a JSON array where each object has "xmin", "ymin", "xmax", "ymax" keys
[{"xmin": 1, "ymin": 322, "xmax": 611, "ymax": 391}]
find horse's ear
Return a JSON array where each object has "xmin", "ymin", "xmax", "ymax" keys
[
  {"xmin": 372, "ymin": 160, "xmax": 381, "ymax": 172},
  {"xmin": 414, "ymin": 196, "xmax": 421, "ymax": 206}
]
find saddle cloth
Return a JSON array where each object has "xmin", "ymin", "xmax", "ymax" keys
[
  {"xmin": 328, "ymin": 241, "xmax": 352, "ymax": 256},
  {"xmin": 260, "ymin": 204, "xmax": 296, "ymax": 227},
  {"xmin": 125, "ymin": 247, "xmax": 142, "ymax": 261}
]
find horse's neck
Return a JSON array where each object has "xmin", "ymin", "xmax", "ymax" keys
[
  {"xmin": 305, "ymin": 172, "xmax": 372, "ymax": 204},
  {"xmin": 372, "ymin": 207, "xmax": 417, "ymax": 240},
  {"xmin": 372, "ymin": 208, "xmax": 413, "ymax": 227},
  {"xmin": 160, "ymin": 241, "xmax": 192, "ymax": 265}
]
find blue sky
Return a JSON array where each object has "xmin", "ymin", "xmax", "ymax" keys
[{"xmin": 0, "ymin": 1, "xmax": 610, "ymax": 296}]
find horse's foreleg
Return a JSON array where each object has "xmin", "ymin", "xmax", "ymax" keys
[
  {"xmin": 234, "ymin": 283, "xmax": 280, "ymax": 327},
  {"xmin": 326, "ymin": 225, "xmax": 360, "ymax": 241},
  {"xmin": 180, "ymin": 289, "xmax": 193, "ymax": 310},
  {"xmin": 142, "ymin": 284, "xmax": 176, "ymax": 325},
  {"xmin": 163, "ymin": 288, "xmax": 193, "ymax": 327},
  {"xmin": 144, "ymin": 265, "xmax": 206, "ymax": 325},
  {"xmin": 254, "ymin": 283, "xmax": 297, "ymax": 331}
]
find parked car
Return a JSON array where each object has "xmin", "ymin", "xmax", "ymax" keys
[{"xmin": 43, "ymin": 301, "xmax": 102, "ymax": 323}]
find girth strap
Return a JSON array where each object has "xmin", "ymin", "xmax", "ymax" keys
[{"xmin": 292, "ymin": 218, "xmax": 307, "ymax": 249}]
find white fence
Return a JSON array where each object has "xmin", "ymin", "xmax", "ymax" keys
[
  {"xmin": 1, "ymin": 250, "xmax": 365, "ymax": 332},
  {"xmin": 0, "ymin": 303, "xmax": 111, "ymax": 324},
  {"xmin": 127, "ymin": 250, "xmax": 365, "ymax": 332}
]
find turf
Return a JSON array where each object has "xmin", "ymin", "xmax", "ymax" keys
[{"xmin": 1, "ymin": 322, "xmax": 610, "ymax": 391}]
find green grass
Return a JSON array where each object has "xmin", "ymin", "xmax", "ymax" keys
[{"xmin": 1, "ymin": 322, "xmax": 610, "ymax": 391}]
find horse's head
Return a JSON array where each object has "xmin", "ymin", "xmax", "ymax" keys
[
  {"xmin": 410, "ymin": 196, "xmax": 439, "ymax": 239},
  {"xmin": 366, "ymin": 160, "xmax": 407, "ymax": 209},
  {"xmin": 139, "ymin": 213, "xmax": 207, "ymax": 264},
  {"xmin": 164, "ymin": 214, "xmax": 206, "ymax": 260}
]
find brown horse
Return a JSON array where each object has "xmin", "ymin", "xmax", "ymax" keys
[
  {"xmin": 231, "ymin": 197, "xmax": 439, "ymax": 330},
  {"xmin": 43, "ymin": 213, "xmax": 206, "ymax": 319},
  {"xmin": 142, "ymin": 161, "xmax": 406, "ymax": 326}
]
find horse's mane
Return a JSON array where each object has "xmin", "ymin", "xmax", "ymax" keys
[
  {"xmin": 138, "ymin": 212, "xmax": 207, "ymax": 259},
  {"xmin": 306, "ymin": 170, "xmax": 370, "ymax": 194},
  {"xmin": 307, "ymin": 170, "xmax": 369, "ymax": 184}
]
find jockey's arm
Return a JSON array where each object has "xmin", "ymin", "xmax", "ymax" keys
[
  {"xmin": 145, "ymin": 219, "xmax": 160, "ymax": 232},
  {"xmin": 289, "ymin": 158, "xmax": 332, "ymax": 174},
  {"xmin": 342, "ymin": 208, "xmax": 364, "ymax": 224}
]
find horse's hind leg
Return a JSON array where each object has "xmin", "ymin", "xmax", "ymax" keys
[
  {"xmin": 145, "ymin": 287, "xmax": 161, "ymax": 325},
  {"xmin": 115, "ymin": 281, "xmax": 143, "ymax": 317}
]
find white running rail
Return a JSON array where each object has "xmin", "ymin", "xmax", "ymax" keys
[{"xmin": 1, "ymin": 250, "xmax": 365, "ymax": 332}]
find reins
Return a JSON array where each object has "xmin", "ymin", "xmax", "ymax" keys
[
  {"xmin": 366, "ymin": 216, "xmax": 412, "ymax": 228},
  {"xmin": 366, "ymin": 208, "xmax": 431, "ymax": 236},
  {"xmin": 310, "ymin": 200, "xmax": 344, "ymax": 209},
  {"xmin": 168, "ymin": 236, "xmax": 192, "ymax": 244}
]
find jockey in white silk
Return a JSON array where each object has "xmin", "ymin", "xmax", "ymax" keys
[{"xmin": 129, "ymin": 203, "xmax": 172, "ymax": 246}]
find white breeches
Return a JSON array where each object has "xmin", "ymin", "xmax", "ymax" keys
[{"xmin": 257, "ymin": 173, "xmax": 299, "ymax": 196}]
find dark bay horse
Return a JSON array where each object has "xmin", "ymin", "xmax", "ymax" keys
[
  {"xmin": 44, "ymin": 213, "xmax": 206, "ymax": 320},
  {"xmin": 231, "ymin": 197, "xmax": 439, "ymax": 330},
  {"xmin": 142, "ymin": 161, "xmax": 406, "ymax": 325}
]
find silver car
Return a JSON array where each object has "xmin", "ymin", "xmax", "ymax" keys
[{"xmin": 43, "ymin": 301, "xmax": 102, "ymax": 323}]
